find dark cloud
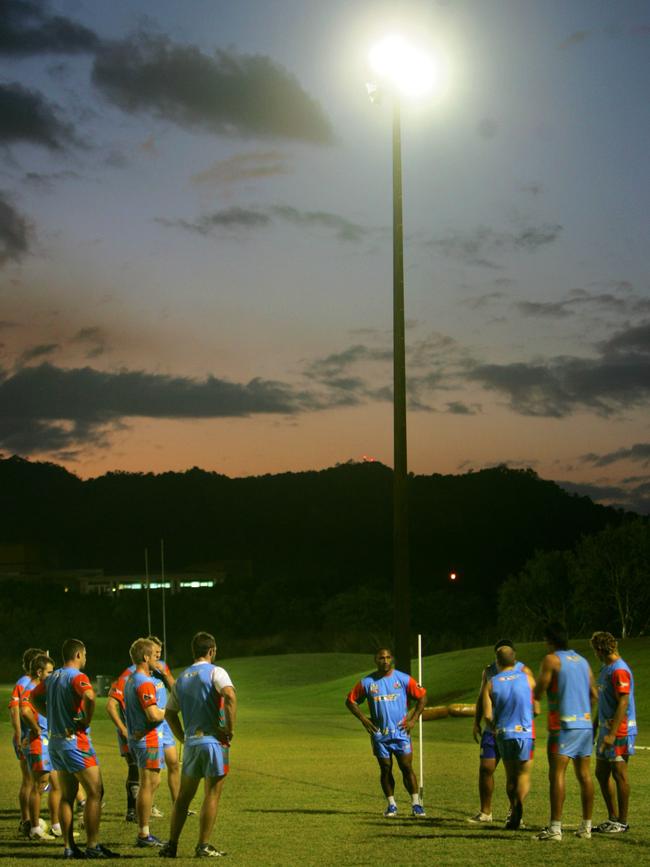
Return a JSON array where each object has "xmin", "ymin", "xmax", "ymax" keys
[
  {"xmin": 0, "ymin": 361, "xmax": 324, "ymax": 455},
  {"xmin": 580, "ymin": 443, "xmax": 650, "ymax": 469},
  {"xmin": 465, "ymin": 322, "xmax": 650, "ymax": 417},
  {"xmin": 270, "ymin": 206, "xmax": 367, "ymax": 242},
  {"xmin": 429, "ymin": 222, "xmax": 562, "ymax": 267},
  {"xmin": 461, "ymin": 291, "xmax": 506, "ymax": 310},
  {"xmin": 18, "ymin": 343, "xmax": 59, "ymax": 363},
  {"xmin": 445, "ymin": 401, "xmax": 479, "ymax": 415},
  {"xmin": 0, "ymin": 82, "xmax": 76, "ymax": 149},
  {"xmin": 23, "ymin": 169, "xmax": 81, "ymax": 189},
  {"xmin": 557, "ymin": 479, "xmax": 649, "ymax": 515},
  {"xmin": 71, "ymin": 326, "xmax": 108, "ymax": 359},
  {"xmin": 0, "ymin": 191, "xmax": 31, "ymax": 264},
  {"xmin": 158, "ymin": 204, "xmax": 369, "ymax": 242},
  {"xmin": 0, "ymin": 0, "xmax": 100, "ymax": 56},
  {"xmin": 156, "ymin": 208, "xmax": 271, "ymax": 235},
  {"xmin": 516, "ymin": 300, "xmax": 573, "ymax": 318},
  {"xmin": 191, "ymin": 151, "xmax": 290, "ymax": 188},
  {"xmin": 92, "ymin": 34, "xmax": 334, "ymax": 143}
]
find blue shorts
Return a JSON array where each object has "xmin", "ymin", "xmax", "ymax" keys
[
  {"xmin": 548, "ymin": 729, "xmax": 592, "ymax": 758},
  {"xmin": 182, "ymin": 740, "xmax": 229, "ymax": 779},
  {"xmin": 24, "ymin": 737, "xmax": 53, "ymax": 774},
  {"xmin": 371, "ymin": 731, "xmax": 412, "ymax": 760},
  {"xmin": 480, "ymin": 729, "xmax": 500, "ymax": 762},
  {"xmin": 497, "ymin": 737, "xmax": 534, "ymax": 762},
  {"xmin": 161, "ymin": 719, "xmax": 176, "ymax": 750},
  {"xmin": 129, "ymin": 731, "xmax": 166, "ymax": 771},
  {"xmin": 50, "ymin": 735, "xmax": 98, "ymax": 773}
]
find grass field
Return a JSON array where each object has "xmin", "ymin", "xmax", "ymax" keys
[{"xmin": 1, "ymin": 640, "xmax": 649, "ymax": 865}]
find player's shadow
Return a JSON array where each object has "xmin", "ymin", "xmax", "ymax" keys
[{"xmin": 244, "ymin": 808, "xmax": 352, "ymax": 815}]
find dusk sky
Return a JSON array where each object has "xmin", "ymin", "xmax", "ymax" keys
[{"xmin": 1, "ymin": 0, "xmax": 649, "ymax": 512}]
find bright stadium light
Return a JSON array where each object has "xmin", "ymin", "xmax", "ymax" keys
[{"xmin": 368, "ymin": 33, "xmax": 440, "ymax": 99}]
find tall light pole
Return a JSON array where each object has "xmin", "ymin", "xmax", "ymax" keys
[{"xmin": 368, "ymin": 34, "xmax": 439, "ymax": 674}]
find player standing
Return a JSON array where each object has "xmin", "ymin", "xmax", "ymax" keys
[
  {"xmin": 124, "ymin": 638, "xmax": 166, "ymax": 848},
  {"xmin": 31, "ymin": 638, "xmax": 118, "ymax": 860},
  {"xmin": 590, "ymin": 631, "xmax": 637, "ymax": 834},
  {"xmin": 468, "ymin": 639, "xmax": 533, "ymax": 824},
  {"xmin": 482, "ymin": 643, "xmax": 537, "ymax": 830},
  {"xmin": 346, "ymin": 648, "xmax": 427, "ymax": 818},
  {"xmin": 533, "ymin": 622, "xmax": 597, "ymax": 841},
  {"xmin": 106, "ymin": 665, "xmax": 140, "ymax": 822},
  {"xmin": 8, "ymin": 647, "xmax": 44, "ymax": 836},
  {"xmin": 20, "ymin": 653, "xmax": 61, "ymax": 840},
  {"xmin": 159, "ymin": 631, "xmax": 237, "ymax": 858},
  {"xmin": 147, "ymin": 636, "xmax": 181, "ymax": 807}
]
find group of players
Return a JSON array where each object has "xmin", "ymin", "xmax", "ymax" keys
[
  {"xmin": 345, "ymin": 623, "xmax": 637, "ymax": 840},
  {"xmin": 9, "ymin": 631, "xmax": 236, "ymax": 858},
  {"xmin": 9, "ymin": 622, "xmax": 636, "ymax": 857}
]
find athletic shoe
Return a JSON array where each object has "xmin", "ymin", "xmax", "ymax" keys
[
  {"xmin": 187, "ymin": 809, "xmax": 197, "ymax": 816},
  {"xmin": 596, "ymin": 820, "xmax": 629, "ymax": 833},
  {"xmin": 383, "ymin": 804, "xmax": 398, "ymax": 818},
  {"xmin": 50, "ymin": 825, "xmax": 63, "ymax": 837},
  {"xmin": 195, "ymin": 843, "xmax": 226, "ymax": 857},
  {"xmin": 574, "ymin": 826, "xmax": 592, "ymax": 839},
  {"xmin": 151, "ymin": 805, "xmax": 164, "ymax": 818},
  {"xmin": 76, "ymin": 800, "xmax": 86, "ymax": 813},
  {"xmin": 411, "ymin": 804, "xmax": 426, "ymax": 818},
  {"xmin": 158, "ymin": 840, "xmax": 178, "ymax": 858},
  {"xmin": 505, "ymin": 801, "xmax": 523, "ymax": 831},
  {"xmin": 137, "ymin": 834, "xmax": 164, "ymax": 848},
  {"xmin": 18, "ymin": 819, "xmax": 31, "ymax": 838},
  {"xmin": 467, "ymin": 812, "xmax": 493, "ymax": 824},
  {"xmin": 85, "ymin": 844, "xmax": 121, "ymax": 858},
  {"xmin": 64, "ymin": 846, "xmax": 87, "ymax": 859},
  {"xmin": 125, "ymin": 810, "xmax": 136, "ymax": 823},
  {"xmin": 534, "ymin": 827, "xmax": 562, "ymax": 841}
]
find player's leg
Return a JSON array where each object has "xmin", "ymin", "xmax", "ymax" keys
[
  {"xmin": 57, "ymin": 769, "xmax": 79, "ymax": 850},
  {"xmin": 18, "ymin": 755, "xmax": 33, "ymax": 830},
  {"xmin": 124, "ymin": 752, "xmax": 139, "ymax": 820},
  {"xmin": 548, "ymin": 752, "xmax": 570, "ymax": 822},
  {"xmin": 478, "ymin": 758, "xmax": 497, "ymax": 814},
  {"xmin": 377, "ymin": 757, "xmax": 395, "ymax": 796},
  {"xmin": 573, "ymin": 755, "xmax": 594, "ymax": 820},
  {"xmin": 75, "ymin": 765, "xmax": 103, "ymax": 848},
  {"xmin": 611, "ymin": 759, "xmax": 630, "ymax": 825},
  {"xmin": 395, "ymin": 751, "xmax": 418, "ymax": 794},
  {"xmin": 136, "ymin": 767, "xmax": 162, "ymax": 843},
  {"xmin": 164, "ymin": 744, "xmax": 181, "ymax": 803},
  {"xmin": 595, "ymin": 757, "xmax": 618, "ymax": 821},
  {"xmin": 48, "ymin": 770, "xmax": 62, "ymax": 835},
  {"xmin": 164, "ymin": 773, "xmax": 201, "ymax": 850},
  {"xmin": 197, "ymin": 775, "xmax": 226, "ymax": 847}
]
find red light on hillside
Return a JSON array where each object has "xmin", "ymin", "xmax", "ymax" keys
[{"xmin": 449, "ymin": 572, "xmax": 457, "ymax": 581}]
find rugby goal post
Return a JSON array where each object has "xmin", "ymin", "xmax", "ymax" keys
[{"xmin": 418, "ymin": 633, "xmax": 424, "ymax": 804}]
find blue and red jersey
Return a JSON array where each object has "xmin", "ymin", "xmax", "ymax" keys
[
  {"xmin": 597, "ymin": 658, "xmax": 637, "ymax": 738},
  {"xmin": 490, "ymin": 668, "xmax": 534, "ymax": 740},
  {"xmin": 347, "ymin": 669, "xmax": 425, "ymax": 736},
  {"xmin": 547, "ymin": 650, "xmax": 592, "ymax": 732},
  {"xmin": 31, "ymin": 665, "xmax": 94, "ymax": 753},
  {"xmin": 124, "ymin": 670, "xmax": 161, "ymax": 748}
]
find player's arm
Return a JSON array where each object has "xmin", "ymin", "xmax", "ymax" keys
[
  {"xmin": 473, "ymin": 669, "xmax": 488, "ymax": 743},
  {"xmin": 482, "ymin": 682, "xmax": 494, "ymax": 729},
  {"xmin": 19, "ymin": 699, "xmax": 40, "ymax": 738},
  {"xmin": 526, "ymin": 671, "xmax": 540, "ymax": 716},
  {"xmin": 154, "ymin": 662, "xmax": 175, "ymax": 688},
  {"xmin": 9, "ymin": 703, "xmax": 22, "ymax": 741},
  {"xmin": 80, "ymin": 685, "xmax": 96, "ymax": 727},
  {"xmin": 533, "ymin": 653, "xmax": 556, "ymax": 702},
  {"xmin": 221, "ymin": 685, "xmax": 237, "ymax": 742},
  {"xmin": 602, "ymin": 676, "xmax": 630, "ymax": 748},
  {"xmin": 345, "ymin": 684, "xmax": 378, "ymax": 735},
  {"xmin": 106, "ymin": 696, "xmax": 128, "ymax": 739}
]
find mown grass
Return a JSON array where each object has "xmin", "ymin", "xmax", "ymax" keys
[{"xmin": 1, "ymin": 640, "xmax": 648, "ymax": 865}]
